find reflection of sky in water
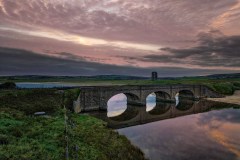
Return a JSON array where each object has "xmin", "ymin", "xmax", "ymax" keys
[
  {"xmin": 107, "ymin": 93, "xmax": 156, "ymax": 117},
  {"xmin": 117, "ymin": 108, "xmax": 240, "ymax": 160}
]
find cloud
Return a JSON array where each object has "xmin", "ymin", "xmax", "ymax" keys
[
  {"xmin": 0, "ymin": 47, "xmax": 235, "ymax": 76},
  {"xmin": 160, "ymin": 31, "xmax": 240, "ymax": 67},
  {"xmin": 0, "ymin": 47, "xmax": 140, "ymax": 76},
  {"xmin": 1, "ymin": 0, "xmax": 239, "ymax": 46},
  {"xmin": 125, "ymin": 31, "xmax": 240, "ymax": 68},
  {"xmin": 0, "ymin": 1, "xmax": 240, "ymax": 76},
  {"xmin": 196, "ymin": 104, "xmax": 240, "ymax": 130}
]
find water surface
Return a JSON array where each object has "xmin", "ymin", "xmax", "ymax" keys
[{"xmin": 93, "ymin": 94, "xmax": 240, "ymax": 160}]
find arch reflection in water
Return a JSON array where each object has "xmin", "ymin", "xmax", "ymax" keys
[
  {"xmin": 107, "ymin": 93, "xmax": 140, "ymax": 117},
  {"xmin": 105, "ymin": 100, "xmax": 219, "ymax": 129},
  {"xmin": 107, "ymin": 93, "xmax": 127, "ymax": 117},
  {"xmin": 92, "ymin": 94, "xmax": 238, "ymax": 130},
  {"xmin": 176, "ymin": 100, "xmax": 194, "ymax": 111},
  {"xmin": 108, "ymin": 104, "xmax": 139, "ymax": 122},
  {"xmin": 146, "ymin": 91, "xmax": 172, "ymax": 112},
  {"xmin": 148, "ymin": 102, "xmax": 172, "ymax": 115}
]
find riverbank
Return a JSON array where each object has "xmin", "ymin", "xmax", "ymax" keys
[
  {"xmin": 1, "ymin": 76, "xmax": 240, "ymax": 95},
  {"xmin": 207, "ymin": 90, "xmax": 240, "ymax": 105},
  {"xmin": 0, "ymin": 89, "xmax": 147, "ymax": 160}
]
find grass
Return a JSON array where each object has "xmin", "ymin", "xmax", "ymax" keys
[
  {"xmin": 1, "ymin": 76, "xmax": 240, "ymax": 95},
  {"xmin": 67, "ymin": 113, "xmax": 146, "ymax": 160},
  {"xmin": 0, "ymin": 89, "xmax": 147, "ymax": 160},
  {"xmin": 0, "ymin": 108, "xmax": 65, "ymax": 159},
  {"xmin": 0, "ymin": 89, "xmax": 62, "ymax": 115}
]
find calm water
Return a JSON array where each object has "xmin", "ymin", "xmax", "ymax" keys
[{"xmin": 93, "ymin": 93, "xmax": 240, "ymax": 160}]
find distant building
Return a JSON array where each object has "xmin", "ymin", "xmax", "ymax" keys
[{"xmin": 151, "ymin": 72, "xmax": 158, "ymax": 81}]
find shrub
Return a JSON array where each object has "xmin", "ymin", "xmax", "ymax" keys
[
  {"xmin": 64, "ymin": 88, "xmax": 80, "ymax": 111},
  {"xmin": 0, "ymin": 89, "xmax": 62, "ymax": 115},
  {"xmin": 0, "ymin": 134, "xmax": 9, "ymax": 145},
  {"xmin": 213, "ymin": 82, "xmax": 234, "ymax": 95},
  {"xmin": 233, "ymin": 82, "xmax": 240, "ymax": 86},
  {"xmin": 0, "ymin": 82, "xmax": 16, "ymax": 89}
]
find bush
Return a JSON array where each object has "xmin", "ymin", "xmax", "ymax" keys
[
  {"xmin": 0, "ymin": 82, "xmax": 16, "ymax": 89},
  {"xmin": 0, "ymin": 89, "xmax": 62, "ymax": 115},
  {"xmin": 233, "ymin": 82, "xmax": 240, "ymax": 89},
  {"xmin": 0, "ymin": 134, "xmax": 9, "ymax": 145},
  {"xmin": 64, "ymin": 88, "xmax": 80, "ymax": 111},
  {"xmin": 213, "ymin": 82, "xmax": 234, "ymax": 95}
]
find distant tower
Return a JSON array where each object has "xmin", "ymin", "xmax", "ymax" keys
[{"xmin": 151, "ymin": 72, "xmax": 158, "ymax": 81}]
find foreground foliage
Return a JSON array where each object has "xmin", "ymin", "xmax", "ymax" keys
[
  {"xmin": 0, "ymin": 89, "xmax": 147, "ymax": 160},
  {"xmin": 67, "ymin": 114, "xmax": 146, "ymax": 160},
  {"xmin": 0, "ymin": 109, "xmax": 65, "ymax": 159},
  {"xmin": 0, "ymin": 89, "xmax": 62, "ymax": 115}
]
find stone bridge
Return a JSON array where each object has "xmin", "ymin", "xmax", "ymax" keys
[{"xmin": 73, "ymin": 84, "xmax": 223, "ymax": 113}]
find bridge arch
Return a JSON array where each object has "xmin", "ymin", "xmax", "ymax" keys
[
  {"xmin": 107, "ymin": 93, "xmax": 127, "ymax": 117},
  {"xmin": 124, "ymin": 92, "xmax": 140, "ymax": 103},
  {"xmin": 146, "ymin": 93, "xmax": 156, "ymax": 111},
  {"xmin": 178, "ymin": 90, "xmax": 194, "ymax": 100},
  {"xmin": 105, "ymin": 92, "xmax": 140, "ymax": 103},
  {"xmin": 155, "ymin": 91, "xmax": 171, "ymax": 102},
  {"xmin": 146, "ymin": 91, "xmax": 172, "ymax": 104},
  {"xmin": 106, "ymin": 92, "xmax": 140, "ymax": 115},
  {"xmin": 146, "ymin": 91, "xmax": 172, "ymax": 112}
]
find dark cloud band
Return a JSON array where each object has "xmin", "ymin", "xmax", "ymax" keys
[{"xmin": 0, "ymin": 47, "xmax": 237, "ymax": 76}]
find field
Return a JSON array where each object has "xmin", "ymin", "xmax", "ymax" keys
[{"xmin": 1, "ymin": 75, "xmax": 240, "ymax": 95}]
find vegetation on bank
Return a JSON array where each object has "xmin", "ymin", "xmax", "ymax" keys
[
  {"xmin": 64, "ymin": 88, "xmax": 80, "ymax": 111},
  {"xmin": 66, "ymin": 113, "xmax": 146, "ymax": 160},
  {"xmin": 0, "ymin": 89, "xmax": 62, "ymax": 115},
  {"xmin": 0, "ymin": 89, "xmax": 147, "ymax": 160},
  {"xmin": 0, "ymin": 82, "xmax": 16, "ymax": 89},
  {"xmin": 1, "ymin": 75, "xmax": 240, "ymax": 95},
  {"xmin": 0, "ymin": 109, "xmax": 65, "ymax": 159}
]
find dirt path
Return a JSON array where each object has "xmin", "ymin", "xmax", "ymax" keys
[{"xmin": 207, "ymin": 90, "xmax": 240, "ymax": 105}]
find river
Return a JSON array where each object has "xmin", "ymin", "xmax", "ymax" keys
[{"xmin": 92, "ymin": 93, "xmax": 240, "ymax": 160}]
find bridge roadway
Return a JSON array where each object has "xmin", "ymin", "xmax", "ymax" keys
[{"xmin": 73, "ymin": 84, "xmax": 223, "ymax": 113}]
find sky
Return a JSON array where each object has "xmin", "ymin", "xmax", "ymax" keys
[{"xmin": 0, "ymin": 0, "xmax": 240, "ymax": 77}]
